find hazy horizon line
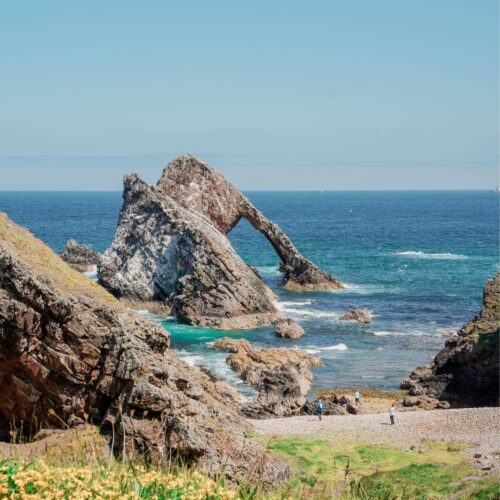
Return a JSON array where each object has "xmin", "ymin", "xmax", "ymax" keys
[{"xmin": 0, "ymin": 188, "xmax": 497, "ymax": 193}]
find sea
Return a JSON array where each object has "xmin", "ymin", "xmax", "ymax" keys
[{"xmin": 0, "ymin": 190, "xmax": 498, "ymax": 400}]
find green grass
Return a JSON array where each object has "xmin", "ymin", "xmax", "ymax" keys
[
  {"xmin": 259, "ymin": 435, "xmax": 499, "ymax": 499},
  {"xmin": 350, "ymin": 463, "xmax": 499, "ymax": 499}
]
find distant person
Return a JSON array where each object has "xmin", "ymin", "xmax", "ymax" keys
[
  {"xmin": 354, "ymin": 390, "xmax": 361, "ymax": 406},
  {"xmin": 389, "ymin": 403, "xmax": 396, "ymax": 425},
  {"xmin": 315, "ymin": 398, "xmax": 324, "ymax": 421},
  {"xmin": 339, "ymin": 396, "xmax": 348, "ymax": 407}
]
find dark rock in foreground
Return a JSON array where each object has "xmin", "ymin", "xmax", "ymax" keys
[
  {"xmin": 98, "ymin": 175, "xmax": 279, "ymax": 329},
  {"xmin": 158, "ymin": 155, "xmax": 344, "ymax": 291},
  {"xmin": 301, "ymin": 394, "xmax": 357, "ymax": 416},
  {"xmin": 402, "ymin": 273, "xmax": 499, "ymax": 409},
  {"xmin": 0, "ymin": 213, "xmax": 290, "ymax": 486},
  {"xmin": 213, "ymin": 338, "xmax": 321, "ymax": 418},
  {"xmin": 59, "ymin": 239, "xmax": 100, "ymax": 272}
]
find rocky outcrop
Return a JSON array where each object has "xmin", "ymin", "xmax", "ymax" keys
[
  {"xmin": 274, "ymin": 318, "xmax": 305, "ymax": 339},
  {"xmin": 339, "ymin": 308, "xmax": 372, "ymax": 324},
  {"xmin": 402, "ymin": 273, "xmax": 500, "ymax": 409},
  {"xmin": 0, "ymin": 214, "xmax": 290, "ymax": 486},
  {"xmin": 157, "ymin": 155, "xmax": 344, "ymax": 291},
  {"xmin": 59, "ymin": 239, "xmax": 100, "ymax": 272},
  {"xmin": 98, "ymin": 175, "xmax": 279, "ymax": 329},
  {"xmin": 213, "ymin": 338, "xmax": 321, "ymax": 418}
]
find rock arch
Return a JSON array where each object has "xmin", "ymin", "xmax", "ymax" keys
[{"xmin": 157, "ymin": 155, "xmax": 344, "ymax": 291}]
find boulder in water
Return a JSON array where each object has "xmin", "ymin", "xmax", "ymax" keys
[
  {"xmin": 274, "ymin": 318, "xmax": 305, "ymax": 339},
  {"xmin": 339, "ymin": 307, "xmax": 372, "ymax": 324},
  {"xmin": 59, "ymin": 239, "xmax": 100, "ymax": 272}
]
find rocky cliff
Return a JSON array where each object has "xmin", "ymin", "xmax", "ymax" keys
[
  {"xmin": 0, "ymin": 213, "xmax": 290, "ymax": 485},
  {"xmin": 99, "ymin": 175, "xmax": 280, "ymax": 329},
  {"xmin": 157, "ymin": 155, "xmax": 344, "ymax": 291},
  {"xmin": 402, "ymin": 273, "xmax": 499, "ymax": 408}
]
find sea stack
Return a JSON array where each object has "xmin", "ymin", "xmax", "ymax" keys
[
  {"xmin": 98, "ymin": 174, "xmax": 280, "ymax": 329},
  {"xmin": 402, "ymin": 273, "xmax": 500, "ymax": 408},
  {"xmin": 157, "ymin": 155, "xmax": 344, "ymax": 291}
]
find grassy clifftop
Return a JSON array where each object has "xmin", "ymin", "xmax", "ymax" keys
[{"xmin": 0, "ymin": 212, "xmax": 116, "ymax": 305}]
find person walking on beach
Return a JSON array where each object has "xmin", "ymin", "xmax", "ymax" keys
[
  {"xmin": 315, "ymin": 398, "xmax": 324, "ymax": 421},
  {"xmin": 354, "ymin": 390, "xmax": 361, "ymax": 406},
  {"xmin": 389, "ymin": 403, "xmax": 396, "ymax": 425}
]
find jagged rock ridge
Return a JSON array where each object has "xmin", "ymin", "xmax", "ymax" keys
[
  {"xmin": 402, "ymin": 273, "xmax": 499, "ymax": 408},
  {"xmin": 0, "ymin": 213, "xmax": 290, "ymax": 485},
  {"xmin": 157, "ymin": 155, "xmax": 344, "ymax": 291},
  {"xmin": 98, "ymin": 175, "xmax": 280, "ymax": 329}
]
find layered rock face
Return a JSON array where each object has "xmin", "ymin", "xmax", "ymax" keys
[
  {"xmin": 213, "ymin": 338, "xmax": 321, "ymax": 418},
  {"xmin": 402, "ymin": 273, "xmax": 499, "ymax": 409},
  {"xmin": 0, "ymin": 214, "xmax": 290, "ymax": 486},
  {"xmin": 157, "ymin": 155, "xmax": 343, "ymax": 291},
  {"xmin": 59, "ymin": 239, "xmax": 100, "ymax": 272},
  {"xmin": 98, "ymin": 175, "xmax": 279, "ymax": 329}
]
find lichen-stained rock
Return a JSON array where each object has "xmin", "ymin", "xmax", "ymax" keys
[
  {"xmin": 213, "ymin": 338, "xmax": 321, "ymax": 418},
  {"xmin": 98, "ymin": 174, "xmax": 279, "ymax": 329},
  {"xmin": 157, "ymin": 155, "xmax": 344, "ymax": 291},
  {"xmin": 59, "ymin": 239, "xmax": 100, "ymax": 272},
  {"xmin": 402, "ymin": 273, "xmax": 500, "ymax": 408},
  {"xmin": 0, "ymin": 214, "xmax": 290, "ymax": 486}
]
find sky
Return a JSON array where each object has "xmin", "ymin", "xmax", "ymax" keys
[{"xmin": 0, "ymin": 0, "xmax": 498, "ymax": 190}]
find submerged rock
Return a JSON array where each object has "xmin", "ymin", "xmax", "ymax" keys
[
  {"xmin": 339, "ymin": 307, "xmax": 372, "ymax": 324},
  {"xmin": 402, "ymin": 273, "xmax": 500, "ymax": 408},
  {"xmin": 213, "ymin": 338, "xmax": 321, "ymax": 418},
  {"xmin": 59, "ymin": 239, "xmax": 100, "ymax": 272},
  {"xmin": 0, "ymin": 213, "xmax": 290, "ymax": 486},
  {"xmin": 274, "ymin": 318, "xmax": 305, "ymax": 339},
  {"xmin": 98, "ymin": 175, "xmax": 279, "ymax": 329},
  {"xmin": 157, "ymin": 155, "xmax": 344, "ymax": 291}
]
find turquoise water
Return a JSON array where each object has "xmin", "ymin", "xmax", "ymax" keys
[{"xmin": 1, "ymin": 190, "xmax": 498, "ymax": 397}]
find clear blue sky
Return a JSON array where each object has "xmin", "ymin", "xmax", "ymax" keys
[{"xmin": 0, "ymin": 0, "xmax": 498, "ymax": 190}]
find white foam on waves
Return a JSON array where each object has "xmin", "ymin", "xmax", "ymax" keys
[
  {"xmin": 274, "ymin": 300, "xmax": 341, "ymax": 319},
  {"xmin": 337, "ymin": 283, "xmax": 397, "ymax": 295},
  {"xmin": 373, "ymin": 328, "xmax": 452, "ymax": 337},
  {"xmin": 176, "ymin": 348, "xmax": 257, "ymax": 402},
  {"xmin": 302, "ymin": 343, "xmax": 348, "ymax": 354},
  {"xmin": 256, "ymin": 265, "xmax": 282, "ymax": 276},
  {"xmin": 394, "ymin": 251, "xmax": 467, "ymax": 260},
  {"xmin": 83, "ymin": 265, "xmax": 98, "ymax": 281}
]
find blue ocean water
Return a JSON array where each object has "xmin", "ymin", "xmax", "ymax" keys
[{"xmin": 1, "ymin": 190, "xmax": 498, "ymax": 397}]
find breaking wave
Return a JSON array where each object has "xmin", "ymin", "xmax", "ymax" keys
[
  {"xmin": 83, "ymin": 266, "xmax": 98, "ymax": 281},
  {"xmin": 302, "ymin": 343, "xmax": 348, "ymax": 353},
  {"xmin": 394, "ymin": 251, "xmax": 467, "ymax": 260},
  {"xmin": 373, "ymin": 328, "xmax": 451, "ymax": 337},
  {"xmin": 256, "ymin": 265, "xmax": 282, "ymax": 276}
]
